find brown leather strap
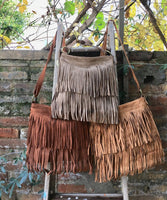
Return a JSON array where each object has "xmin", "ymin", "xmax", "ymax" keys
[
  {"xmin": 100, "ymin": 23, "xmax": 108, "ymax": 56},
  {"xmin": 110, "ymin": 20, "xmax": 142, "ymax": 94},
  {"xmin": 33, "ymin": 33, "xmax": 65, "ymax": 98}
]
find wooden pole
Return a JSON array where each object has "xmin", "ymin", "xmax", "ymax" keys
[
  {"xmin": 52, "ymin": 23, "xmax": 64, "ymax": 98},
  {"xmin": 118, "ymin": 1, "xmax": 129, "ymax": 200},
  {"xmin": 123, "ymin": 44, "xmax": 129, "ymax": 102},
  {"xmin": 43, "ymin": 22, "xmax": 64, "ymax": 200},
  {"xmin": 121, "ymin": 176, "xmax": 129, "ymax": 200},
  {"xmin": 108, "ymin": 21, "xmax": 117, "ymax": 64},
  {"xmin": 119, "ymin": 0, "xmax": 124, "ymax": 46}
]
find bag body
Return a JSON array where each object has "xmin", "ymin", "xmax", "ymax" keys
[
  {"xmin": 26, "ymin": 33, "xmax": 92, "ymax": 174},
  {"xmin": 26, "ymin": 103, "xmax": 92, "ymax": 174},
  {"xmin": 90, "ymin": 97, "xmax": 164, "ymax": 182},
  {"xmin": 89, "ymin": 20, "xmax": 164, "ymax": 183},
  {"xmin": 51, "ymin": 53, "xmax": 119, "ymax": 124}
]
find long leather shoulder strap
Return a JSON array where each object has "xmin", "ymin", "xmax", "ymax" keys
[
  {"xmin": 100, "ymin": 21, "xmax": 109, "ymax": 56},
  {"xmin": 33, "ymin": 32, "xmax": 66, "ymax": 98},
  {"xmin": 102, "ymin": 20, "xmax": 142, "ymax": 94},
  {"xmin": 112, "ymin": 20, "xmax": 142, "ymax": 94},
  {"xmin": 33, "ymin": 33, "xmax": 57, "ymax": 98}
]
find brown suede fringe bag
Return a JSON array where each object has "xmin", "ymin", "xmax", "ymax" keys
[
  {"xmin": 26, "ymin": 33, "xmax": 92, "ymax": 174},
  {"xmin": 89, "ymin": 21, "xmax": 165, "ymax": 183},
  {"xmin": 51, "ymin": 26, "xmax": 119, "ymax": 125}
]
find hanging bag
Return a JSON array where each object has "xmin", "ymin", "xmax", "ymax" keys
[
  {"xmin": 90, "ymin": 20, "xmax": 164, "ymax": 182},
  {"xmin": 51, "ymin": 25, "xmax": 119, "ymax": 124},
  {"xmin": 26, "ymin": 33, "xmax": 92, "ymax": 174}
]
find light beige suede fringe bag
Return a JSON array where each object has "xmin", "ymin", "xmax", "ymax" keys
[{"xmin": 51, "ymin": 25, "xmax": 119, "ymax": 125}]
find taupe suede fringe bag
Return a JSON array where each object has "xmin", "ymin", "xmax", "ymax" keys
[
  {"xmin": 51, "ymin": 25, "xmax": 119, "ymax": 124},
  {"xmin": 90, "ymin": 20, "xmax": 165, "ymax": 183},
  {"xmin": 26, "ymin": 33, "xmax": 92, "ymax": 174}
]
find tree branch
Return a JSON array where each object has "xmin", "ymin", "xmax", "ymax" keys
[
  {"xmin": 96, "ymin": 0, "xmax": 137, "ymax": 47},
  {"xmin": 115, "ymin": 0, "xmax": 137, "ymax": 19},
  {"xmin": 66, "ymin": 0, "xmax": 107, "ymax": 46},
  {"xmin": 43, "ymin": 0, "xmax": 93, "ymax": 49},
  {"xmin": 140, "ymin": 0, "xmax": 167, "ymax": 49},
  {"xmin": 65, "ymin": 1, "xmax": 93, "ymax": 38}
]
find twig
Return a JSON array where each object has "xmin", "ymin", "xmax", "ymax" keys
[
  {"xmin": 64, "ymin": 1, "xmax": 93, "ymax": 38},
  {"xmin": 43, "ymin": 1, "xmax": 93, "ymax": 49},
  {"xmin": 115, "ymin": 0, "xmax": 137, "ymax": 19},
  {"xmin": 96, "ymin": 0, "xmax": 137, "ymax": 47},
  {"xmin": 66, "ymin": 0, "xmax": 107, "ymax": 46}
]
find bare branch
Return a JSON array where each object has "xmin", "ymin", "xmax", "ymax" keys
[
  {"xmin": 96, "ymin": 0, "xmax": 137, "ymax": 47},
  {"xmin": 43, "ymin": 1, "xmax": 93, "ymax": 49},
  {"xmin": 65, "ymin": 1, "xmax": 93, "ymax": 38},
  {"xmin": 115, "ymin": 0, "xmax": 137, "ymax": 19},
  {"xmin": 66, "ymin": 0, "xmax": 107, "ymax": 46}
]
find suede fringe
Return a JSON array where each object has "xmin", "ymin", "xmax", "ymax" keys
[
  {"xmin": 26, "ymin": 103, "xmax": 92, "ymax": 174},
  {"xmin": 51, "ymin": 53, "xmax": 119, "ymax": 124},
  {"xmin": 90, "ymin": 97, "xmax": 165, "ymax": 182},
  {"xmin": 52, "ymin": 93, "xmax": 118, "ymax": 124}
]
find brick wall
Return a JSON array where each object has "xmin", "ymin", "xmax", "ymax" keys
[{"xmin": 0, "ymin": 50, "xmax": 167, "ymax": 200}]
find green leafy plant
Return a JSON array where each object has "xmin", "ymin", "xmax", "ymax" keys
[
  {"xmin": 0, "ymin": 150, "xmax": 42, "ymax": 199},
  {"xmin": 64, "ymin": 1, "xmax": 75, "ymax": 15},
  {"xmin": 94, "ymin": 12, "xmax": 106, "ymax": 31},
  {"xmin": 160, "ymin": 64, "xmax": 167, "ymax": 71},
  {"xmin": 0, "ymin": 0, "xmax": 30, "ymax": 48}
]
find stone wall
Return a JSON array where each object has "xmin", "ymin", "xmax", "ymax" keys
[{"xmin": 0, "ymin": 50, "xmax": 167, "ymax": 200}]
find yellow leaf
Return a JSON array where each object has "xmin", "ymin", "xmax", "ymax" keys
[
  {"xmin": 129, "ymin": 3, "xmax": 136, "ymax": 18},
  {"xmin": 19, "ymin": 5, "xmax": 26, "ymax": 13},
  {"xmin": 23, "ymin": 0, "xmax": 28, "ymax": 5},
  {"xmin": 17, "ymin": 41, "xmax": 23, "ymax": 44},
  {"xmin": 74, "ymin": 43, "xmax": 80, "ymax": 47},
  {"xmin": 70, "ymin": 30, "xmax": 80, "ymax": 38},
  {"xmin": 78, "ymin": 2, "xmax": 83, "ymax": 13},
  {"xmin": 145, "ymin": 40, "xmax": 152, "ymax": 48},
  {"xmin": 165, "ymin": 30, "xmax": 167, "ymax": 37},
  {"xmin": 115, "ymin": 37, "xmax": 119, "ymax": 50},
  {"xmin": 24, "ymin": 46, "xmax": 30, "ymax": 49},
  {"xmin": 0, "ymin": 35, "xmax": 11, "ymax": 44},
  {"xmin": 17, "ymin": 3, "xmax": 21, "ymax": 7},
  {"xmin": 108, "ymin": 5, "xmax": 114, "ymax": 20},
  {"xmin": 153, "ymin": 41, "xmax": 164, "ymax": 51},
  {"xmin": 75, "ymin": 2, "xmax": 83, "ymax": 13},
  {"xmin": 164, "ymin": 7, "xmax": 167, "ymax": 16},
  {"xmin": 16, "ymin": 46, "xmax": 23, "ymax": 49},
  {"xmin": 110, "ymin": 5, "xmax": 113, "ymax": 11},
  {"xmin": 88, "ymin": 33, "xmax": 94, "ymax": 44},
  {"xmin": 154, "ymin": 0, "xmax": 159, "ymax": 10},
  {"xmin": 94, "ymin": 35, "xmax": 99, "ymax": 42},
  {"xmin": 160, "ymin": 19, "xmax": 167, "ymax": 26}
]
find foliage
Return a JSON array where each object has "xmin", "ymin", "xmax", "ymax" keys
[
  {"xmin": 124, "ymin": 0, "xmax": 167, "ymax": 51},
  {"xmin": 64, "ymin": 1, "xmax": 75, "ymax": 15},
  {"xmin": 46, "ymin": 0, "xmax": 166, "ymax": 51},
  {"xmin": 0, "ymin": 150, "xmax": 42, "ymax": 199},
  {"xmin": 160, "ymin": 63, "xmax": 167, "ymax": 70},
  {"xmin": 0, "ymin": 0, "xmax": 30, "ymax": 48},
  {"xmin": 0, "ymin": 0, "xmax": 166, "ymax": 50}
]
